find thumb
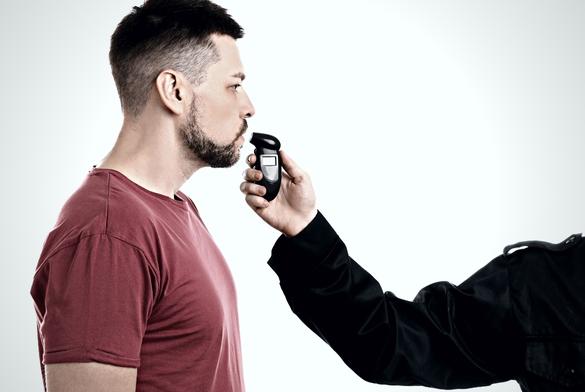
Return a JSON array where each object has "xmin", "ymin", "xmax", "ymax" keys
[{"xmin": 279, "ymin": 149, "xmax": 305, "ymax": 181}]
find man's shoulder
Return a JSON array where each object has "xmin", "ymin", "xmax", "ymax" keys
[
  {"xmin": 502, "ymin": 233, "xmax": 585, "ymax": 388},
  {"xmin": 502, "ymin": 232, "xmax": 584, "ymax": 280},
  {"xmin": 502, "ymin": 233, "xmax": 582, "ymax": 257},
  {"xmin": 503, "ymin": 232, "xmax": 585, "ymax": 335},
  {"xmin": 42, "ymin": 172, "xmax": 159, "ymax": 255}
]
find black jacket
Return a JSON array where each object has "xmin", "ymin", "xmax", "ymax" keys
[{"xmin": 268, "ymin": 210, "xmax": 585, "ymax": 391}]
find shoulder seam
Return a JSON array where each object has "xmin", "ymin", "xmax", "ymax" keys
[
  {"xmin": 33, "ymin": 233, "xmax": 159, "ymax": 294},
  {"xmin": 105, "ymin": 172, "xmax": 111, "ymax": 233}
]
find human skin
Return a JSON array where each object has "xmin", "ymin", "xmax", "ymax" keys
[
  {"xmin": 96, "ymin": 33, "xmax": 255, "ymax": 200},
  {"xmin": 240, "ymin": 151, "xmax": 318, "ymax": 237},
  {"xmin": 45, "ymin": 33, "xmax": 255, "ymax": 392}
]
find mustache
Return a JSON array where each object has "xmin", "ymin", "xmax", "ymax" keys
[
  {"xmin": 231, "ymin": 120, "xmax": 248, "ymax": 145},
  {"xmin": 239, "ymin": 120, "xmax": 248, "ymax": 137}
]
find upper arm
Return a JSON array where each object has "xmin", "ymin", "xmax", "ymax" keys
[
  {"xmin": 30, "ymin": 234, "xmax": 158, "ymax": 390},
  {"xmin": 45, "ymin": 362, "xmax": 137, "ymax": 392},
  {"xmin": 30, "ymin": 234, "xmax": 157, "ymax": 369}
]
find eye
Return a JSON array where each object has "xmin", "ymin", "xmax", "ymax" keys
[{"xmin": 230, "ymin": 83, "xmax": 242, "ymax": 92}]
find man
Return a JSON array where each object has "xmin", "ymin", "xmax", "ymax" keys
[
  {"xmin": 29, "ymin": 1, "xmax": 253, "ymax": 391},
  {"xmin": 240, "ymin": 152, "xmax": 585, "ymax": 392}
]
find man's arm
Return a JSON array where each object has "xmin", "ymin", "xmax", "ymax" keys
[
  {"xmin": 267, "ymin": 210, "xmax": 524, "ymax": 389},
  {"xmin": 45, "ymin": 362, "xmax": 137, "ymax": 392},
  {"xmin": 241, "ymin": 151, "xmax": 522, "ymax": 387},
  {"xmin": 30, "ymin": 235, "xmax": 157, "ymax": 392}
]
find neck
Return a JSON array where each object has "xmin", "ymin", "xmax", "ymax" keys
[{"xmin": 97, "ymin": 113, "xmax": 205, "ymax": 200}]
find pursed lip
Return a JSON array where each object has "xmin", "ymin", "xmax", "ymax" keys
[{"xmin": 235, "ymin": 120, "xmax": 248, "ymax": 143}]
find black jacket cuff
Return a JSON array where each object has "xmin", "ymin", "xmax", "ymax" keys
[{"xmin": 268, "ymin": 210, "xmax": 340, "ymax": 282}]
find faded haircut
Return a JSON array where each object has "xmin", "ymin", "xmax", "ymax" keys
[{"xmin": 109, "ymin": 0, "xmax": 244, "ymax": 118}]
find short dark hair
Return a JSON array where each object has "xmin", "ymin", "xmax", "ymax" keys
[{"xmin": 109, "ymin": 0, "xmax": 244, "ymax": 118}]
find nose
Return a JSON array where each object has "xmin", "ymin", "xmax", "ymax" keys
[{"xmin": 241, "ymin": 91, "xmax": 255, "ymax": 119}]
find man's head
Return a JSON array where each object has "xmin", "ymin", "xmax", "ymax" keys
[{"xmin": 109, "ymin": 0, "xmax": 255, "ymax": 168}]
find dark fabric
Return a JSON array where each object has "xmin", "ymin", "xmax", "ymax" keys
[{"xmin": 268, "ymin": 210, "xmax": 585, "ymax": 391}]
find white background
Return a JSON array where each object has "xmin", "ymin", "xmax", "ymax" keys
[{"xmin": 1, "ymin": 1, "xmax": 584, "ymax": 391}]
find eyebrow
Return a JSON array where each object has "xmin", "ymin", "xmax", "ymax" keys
[{"xmin": 231, "ymin": 72, "xmax": 246, "ymax": 81}]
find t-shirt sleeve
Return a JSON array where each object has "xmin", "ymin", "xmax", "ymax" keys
[{"xmin": 30, "ymin": 233, "xmax": 158, "ymax": 368}]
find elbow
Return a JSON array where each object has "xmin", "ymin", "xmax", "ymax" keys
[{"xmin": 335, "ymin": 344, "xmax": 396, "ymax": 385}]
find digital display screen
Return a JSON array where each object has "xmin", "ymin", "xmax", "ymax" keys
[{"xmin": 261, "ymin": 156, "xmax": 277, "ymax": 166}]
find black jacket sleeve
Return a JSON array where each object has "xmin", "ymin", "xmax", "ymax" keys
[{"xmin": 268, "ymin": 210, "xmax": 524, "ymax": 389}]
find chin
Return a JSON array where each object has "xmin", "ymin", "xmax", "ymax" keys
[
  {"xmin": 229, "ymin": 152, "xmax": 241, "ymax": 166},
  {"xmin": 209, "ymin": 152, "xmax": 239, "ymax": 168}
]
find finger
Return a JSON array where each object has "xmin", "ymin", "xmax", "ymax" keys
[
  {"xmin": 240, "ymin": 181, "xmax": 266, "ymax": 196},
  {"xmin": 279, "ymin": 149, "xmax": 305, "ymax": 181},
  {"xmin": 246, "ymin": 154, "xmax": 256, "ymax": 168},
  {"xmin": 242, "ymin": 168, "xmax": 263, "ymax": 182},
  {"xmin": 245, "ymin": 193, "xmax": 270, "ymax": 209}
]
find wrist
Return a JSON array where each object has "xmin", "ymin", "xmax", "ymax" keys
[{"xmin": 282, "ymin": 208, "xmax": 319, "ymax": 237}]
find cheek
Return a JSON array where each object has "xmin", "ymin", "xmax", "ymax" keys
[{"xmin": 199, "ymin": 96, "xmax": 240, "ymax": 141}]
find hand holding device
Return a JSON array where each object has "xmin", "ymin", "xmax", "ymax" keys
[
  {"xmin": 249, "ymin": 132, "xmax": 282, "ymax": 201},
  {"xmin": 240, "ymin": 139, "xmax": 318, "ymax": 237}
]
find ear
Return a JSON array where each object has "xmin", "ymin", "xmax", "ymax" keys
[{"xmin": 155, "ymin": 70, "xmax": 189, "ymax": 116}]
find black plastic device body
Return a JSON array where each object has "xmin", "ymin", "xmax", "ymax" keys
[{"xmin": 249, "ymin": 132, "xmax": 281, "ymax": 201}]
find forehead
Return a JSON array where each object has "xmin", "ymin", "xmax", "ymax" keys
[{"xmin": 207, "ymin": 34, "xmax": 244, "ymax": 78}]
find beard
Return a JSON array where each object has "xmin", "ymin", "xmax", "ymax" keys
[{"xmin": 178, "ymin": 97, "xmax": 247, "ymax": 168}]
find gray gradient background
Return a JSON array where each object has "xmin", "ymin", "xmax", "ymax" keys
[{"xmin": 1, "ymin": 1, "xmax": 584, "ymax": 391}]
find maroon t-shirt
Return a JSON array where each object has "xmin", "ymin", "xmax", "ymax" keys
[{"xmin": 30, "ymin": 167, "xmax": 245, "ymax": 392}]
